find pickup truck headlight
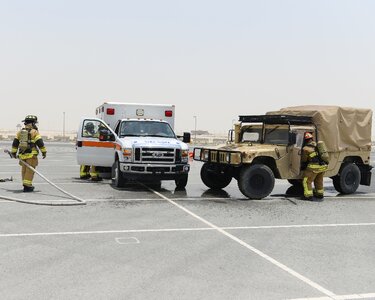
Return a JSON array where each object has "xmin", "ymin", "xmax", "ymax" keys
[
  {"xmin": 181, "ymin": 150, "xmax": 189, "ymax": 162},
  {"xmin": 122, "ymin": 148, "xmax": 132, "ymax": 161}
]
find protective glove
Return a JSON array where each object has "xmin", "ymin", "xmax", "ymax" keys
[
  {"xmin": 10, "ymin": 152, "xmax": 17, "ymax": 159},
  {"xmin": 42, "ymin": 152, "xmax": 47, "ymax": 159}
]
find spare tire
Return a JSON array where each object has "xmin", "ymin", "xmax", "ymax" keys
[
  {"xmin": 200, "ymin": 163, "xmax": 232, "ymax": 189},
  {"xmin": 332, "ymin": 163, "xmax": 361, "ymax": 194},
  {"xmin": 238, "ymin": 164, "xmax": 275, "ymax": 199}
]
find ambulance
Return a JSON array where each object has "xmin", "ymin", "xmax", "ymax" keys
[{"xmin": 76, "ymin": 102, "xmax": 191, "ymax": 188}]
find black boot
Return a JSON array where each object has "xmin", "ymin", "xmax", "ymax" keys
[
  {"xmin": 23, "ymin": 185, "xmax": 35, "ymax": 192},
  {"xmin": 91, "ymin": 176, "xmax": 103, "ymax": 182},
  {"xmin": 314, "ymin": 194, "xmax": 324, "ymax": 201}
]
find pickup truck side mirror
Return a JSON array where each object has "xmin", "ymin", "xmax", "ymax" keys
[
  {"xmin": 99, "ymin": 129, "xmax": 115, "ymax": 141},
  {"xmin": 183, "ymin": 132, "xmax": 191, "ymax": 143},
  {"xmin": 288, "ymin": 132, "xmax": 297, "ymax": 145}
]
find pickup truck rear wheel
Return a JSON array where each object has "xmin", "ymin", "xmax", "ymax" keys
[
  {"xmin": 112, "ymin": 160, "xmax": 127, "ymax": 188},
  {"xmin": 238, "ymin": 164, "xmax": 275, "ymax": 199},
  {"xmin": 200, "ymin": 163, "xmax": 232, "ymax": 189},
  {"xmin": 332, "ymin": 163, "xmax": 360, "ymax": 194},
  {"xmin": 175, "ymin": 174, "xmax": 188, "ymax": 189}
]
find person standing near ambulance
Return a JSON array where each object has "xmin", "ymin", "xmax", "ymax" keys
[
  {"xmin": 11, "ymin": 115, "xmax": 47, "ymax": 192},
  {"xmin": 301, "ymin": 132, "xmax": 328, "ymax": 200},
  {"xmin": 79, "ymin": 122, "xmax": 102, "ymax": 181}
]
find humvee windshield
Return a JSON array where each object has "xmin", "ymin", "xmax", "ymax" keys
[
  {"xmin": 241, "ymin": 124, "xmax": 290, "ymax": 144},
  {"xmin": 264, "ymin": 126, "xmax": 289, "ymax": 144},
  {"xmin": 241, "ymin": 126, "xmax": 262, "ymax": 143}
]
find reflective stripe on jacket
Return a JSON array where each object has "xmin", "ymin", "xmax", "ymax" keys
[{"xmin": 301, "ymin": 142, "xmax": 328, "ymax": 173}]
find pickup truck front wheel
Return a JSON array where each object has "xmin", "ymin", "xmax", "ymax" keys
[
  {"xmin": 112, "ymin": 160, "xmax": 127, "ymax": 188},
  {"xmin": 200, "ymin": 163, "xmax": 232, "ymax": 189},
  {"xmin": 175, "ymin": 174, "xmax": 188, "ymax": 189},
  {"xmin": 238, "ymin": 164, "xmax": 275, "ymax": 199},
  {"xmin": 332, "ymin": 163, "xmax": 360, "ymax": 194}
]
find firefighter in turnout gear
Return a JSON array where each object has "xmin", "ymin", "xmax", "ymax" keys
[
  {"xmin": 301, "ymin": 132, "xmax": 328, "ymax": 200},
  {"xmin": 79, "ymin": 122, "xmax": 102, "ymax": 181},
  {"xmin": 11, "ymin": 115, "xmax": 47, "ymax": 192}
]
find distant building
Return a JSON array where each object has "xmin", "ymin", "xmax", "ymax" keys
[{"xmin": 191, "ymin": 130, "xmax": 210, "ymax": 136}]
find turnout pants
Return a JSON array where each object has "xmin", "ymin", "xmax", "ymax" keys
[
  {"xmin": 80, "ymin": 165, "xmax": 99, "ymax": 179},
  {"xmin": 20, "ymin": 156, "xmax": 38, "ymax": 187},
  {"xmin": 303, "ymin": 169, "xmax": 325, "ymax": 198}
]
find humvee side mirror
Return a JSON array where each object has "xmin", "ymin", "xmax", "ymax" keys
[
  {"xmin": 288, "ymin": 132, "xmax": 297, "ymax": 145},
  {"xmin": 228, "ymin": 129, "xmax": 234, "ymax": 142},
  {"xmin": 99, "ymin": 129, "xmax": 115, "ymax": 142},
  {"xmin": 183, "ymin": 132, "xmax": 191, "ymax": 143}
]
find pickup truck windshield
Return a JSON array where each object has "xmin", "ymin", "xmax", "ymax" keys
[{"xmin": 119, "ymin": 121, "xmax": 176, "ymax": 138}]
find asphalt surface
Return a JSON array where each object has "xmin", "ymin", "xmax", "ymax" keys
[{"xmin": 0, "ymin": 142, "xmax": 375, "ymax": 300}]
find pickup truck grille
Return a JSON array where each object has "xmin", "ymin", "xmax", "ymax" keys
[{"xmin": 134, "ymin": 147, "xmax": 176, "ymax": 163}]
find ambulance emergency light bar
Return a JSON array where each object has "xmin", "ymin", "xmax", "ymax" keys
[{"xmin": 105, "ymin": 108, "xmax": 173, "ymax": 117}]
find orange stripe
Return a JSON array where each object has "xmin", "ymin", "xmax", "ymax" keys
[
  {"xmin": 82, "ymin": 141, "xmax": 115, "ymax": 148},
  {"xmin": 115, "ymin": 144, "xmax": 121, "ymax": 150}
]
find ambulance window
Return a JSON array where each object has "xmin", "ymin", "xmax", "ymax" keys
[{"xmin": 82, "ymin": 120, "xmax": 102, "ymax": 138}]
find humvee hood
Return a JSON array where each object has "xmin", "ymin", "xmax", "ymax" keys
[{"xmin": 212, "ymin": 143, "xmax": 278, "ymax": 152}]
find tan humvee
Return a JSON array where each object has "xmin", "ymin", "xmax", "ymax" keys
[{"xmin": 193, "ymin": 106, "xmax": 373, "ymax": 199}]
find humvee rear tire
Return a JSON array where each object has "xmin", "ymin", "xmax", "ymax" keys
[
  {"xmin": 238, "ymin": 164, "xmax": 275, "ymax": 199},
  {"xmin": 332, "ymin": 163, "xmax": 361, "ymax": 194},
  {"xmin": 288, "ymin": 179, "xmax": 302, "ymax": 186},
  {"xmin": 200, "ymin": 163, "xmax": 232, "ymax": 189},
  {"xmin": 112, "ymin": 160, "xmax": 127, "ymax": 188}
]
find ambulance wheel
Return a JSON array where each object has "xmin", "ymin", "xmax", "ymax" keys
[
  {"xmin": 175, "ymin": 174, "xmax": 188, "ymax": 189},
  {"xmin": 200, "ymin": 163, "xmax": 232, "ymax": 189},
  {"xmin": 238, "ymin": 164, "xmax": 275, "ymax": 199},
  {"xmin": 332, "ymin": 163, "xmax": 360, "ymax": 194},
  {"xmin": 112, "ymin": 160, "xmax": 127, "ymax": 188}
]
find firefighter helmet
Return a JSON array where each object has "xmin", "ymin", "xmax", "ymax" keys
[
  {"xmin": 304, "ymin": 132, "xmax": 314, "ymax": 140},
  {"xmin": 84, "ymin": 122, "xmax": 95, "ymax": 132},
  {"xmin": 22, "ymin": 115, "xmax": 38, "ymax": 124}
]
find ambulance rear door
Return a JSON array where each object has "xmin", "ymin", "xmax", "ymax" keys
[{"xmin": 76, "ymin": 118, "xmax": 117, "ymax": 167}]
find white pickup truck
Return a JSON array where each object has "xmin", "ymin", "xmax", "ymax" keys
[{"xmin": 76, "ymin": 102, "xmax": 191, "ymax": 188}]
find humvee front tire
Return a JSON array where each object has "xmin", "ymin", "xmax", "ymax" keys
[
  {"xmin": 238, "ymin": 164, "xmax": 275, "ymax": 199},
  {"xmin": 332, "ymin": 163, "xmax": 361, "ymax": 194},
  {"xmin": 200, "ymin": 163, "xmax": 232, "ymax": 189}
]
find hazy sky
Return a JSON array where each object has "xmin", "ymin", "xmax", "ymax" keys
[{"xmin": 1, "ymin": 0, "xmax": 374, "ymax": 134}]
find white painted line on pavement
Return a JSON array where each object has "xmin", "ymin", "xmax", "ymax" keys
[
  {"xmin": 0, "ymin": 197, "xmax": 244, "ymax": 204},
  {"xmin": 0, "ymin": 195, "xmax": 374, "ymax": 204},
  {"xmin": 0, "ymin": 227, "xmax": 214, "ymax": 237},
  {"xmin": 2, "ymin": 222, "xmax": 375, "ymax": 238},
  {"xmin": 146, "ymin": 186, "xmax": 336, "ymax": 298},
  {"xmin": 290, "ymin": 292, "xmax": 375, "ymax": 300},
  {"xmin": 115, "ymin": 237, "xmax": 140, "ymax": 245}
]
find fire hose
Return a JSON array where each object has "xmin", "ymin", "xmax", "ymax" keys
[{"xmin": 0, "ymin": 150, "xmax": 86, "ymax": 206}]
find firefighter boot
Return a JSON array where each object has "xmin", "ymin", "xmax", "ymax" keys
[{"xmin": 23, "ymin": 185, "xmax": 35, "ymax": 192}]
